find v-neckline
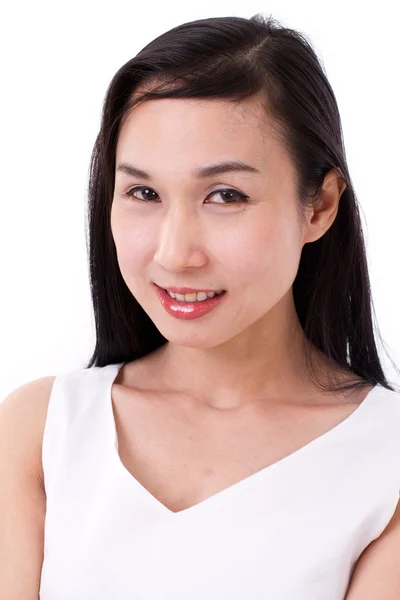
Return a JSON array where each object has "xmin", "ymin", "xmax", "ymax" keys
[{"xmin": 106, "ymin": 362, "xmax": 381, "ymax": 517}]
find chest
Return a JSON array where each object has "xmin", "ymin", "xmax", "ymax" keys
[{"xmin": 111, "ymin": 384, "xmax": 366, "ymax": 513}]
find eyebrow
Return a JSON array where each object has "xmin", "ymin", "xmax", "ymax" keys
[{"xmin": 116, "ymin": 159, "xmax": 261, "ymax": 180}]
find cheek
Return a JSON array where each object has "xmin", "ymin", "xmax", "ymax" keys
[
  {"xmin": 111, "ymin": 210, "xmax": 154, "ymax": 275},
  {"xmin": 221, "ymin": 216, "xmax": 302, "ymax": 290},
  {"xmin": 110, "ymin": 208, "xmax": 150, "ymax": 253}
]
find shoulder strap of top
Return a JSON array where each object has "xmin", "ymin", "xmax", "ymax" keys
[
  {"xmin": 352, "ymin": 384, "xmax": 400, "ymax": 496},
  {"xmin": 41, "ymin": 363, "xmax": 122, "ymax": 497}
]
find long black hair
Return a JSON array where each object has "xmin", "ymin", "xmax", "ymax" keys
[{"xmin": 84, "ymin": 13, "xmax": 399, "ymax": 394}]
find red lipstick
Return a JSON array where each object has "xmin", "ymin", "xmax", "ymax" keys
[
  {"xmin": 154, "ymin": 284, "xmax": 226, "ymax": 320},
  {"xmin": 162, "ymin": 286, "xmax": 221, "ymax": 294}
]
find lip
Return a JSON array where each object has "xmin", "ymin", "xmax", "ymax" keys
[
  {"xmin": 156, "ymin": 286, "xmax": 224, "ymax": 294},
  {"xmin": 154, "ymin": 284, "xmax": 227, "ymax": 320}
]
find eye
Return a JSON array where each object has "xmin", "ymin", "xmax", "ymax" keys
[
  {"xmin": 124, "ymin": 186, "xmax": 159, "ymax": 202},
  {"xmin": 206, "ymin": 189, "xmax": 249, "ymax": 204},
  {"xmin": 124, "ymin": 186, "xmax": 249, "ymax": 204}
]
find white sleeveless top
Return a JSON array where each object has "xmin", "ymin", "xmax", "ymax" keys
[{"xmin": 39, "ymin": 362, "xmax": 400, "ymax": 600}]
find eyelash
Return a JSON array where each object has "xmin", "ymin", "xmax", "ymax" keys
[{"xmin": 124, "ymin": 186, "xmax": 249, "ymax": 205}]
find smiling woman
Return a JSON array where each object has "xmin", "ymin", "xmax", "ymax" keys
[{"xmin": 2, "ymin": 11, "xmax": 400, "ymax": 600}]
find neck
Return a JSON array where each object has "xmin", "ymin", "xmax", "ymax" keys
[{"xmin": 151, "ymin": 293, "xmax": 326, "ymax": 410}]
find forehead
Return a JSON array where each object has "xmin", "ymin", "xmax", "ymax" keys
[{"xmin": 116, "ymin": 95, "xmax": 276, "ymax": 160}]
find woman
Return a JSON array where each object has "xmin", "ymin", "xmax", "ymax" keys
[{"xmin": 1, "ymin": 13, "xmax": 400, "ymax": 600}]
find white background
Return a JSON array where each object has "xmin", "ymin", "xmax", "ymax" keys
[{"xmin": 1, "ymin": 0, "xmax": 399, "ymax": 400}]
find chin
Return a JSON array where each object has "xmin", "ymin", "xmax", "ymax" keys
[{"xmin": 152, "ymin": 321, "xmax": 228, "ymax": 349}]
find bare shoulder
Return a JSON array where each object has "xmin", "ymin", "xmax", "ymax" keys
[
  {"xmin": 0, "ymin": 375, "xmax": 56, "ymax": 599},
  {"xmin": 0, "ymin": 375, "xmax": 56, "ymax": 486},
  {"xmin": 345, "ymin": 497, "xmax": 400, "ymax": 599}
]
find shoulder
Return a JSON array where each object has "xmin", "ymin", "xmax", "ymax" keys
[
  {"xmin": 345, "ymin": 496, "xmax": 400, "ymax": 598},
  {"xmin": 1, "ymin": 375, "xmax": 57, "ymax": 421},
  {"xmin": 0, "ymin": 363, "xmax": 115, "ymax": 485},
  {"xmin": 344, "ymin": 383, "xmax": 400, "ymax": 598},
  {"xmin": 0, "ymin": 375, "xmax": 57, "ymax": 487},
  {"xmin": 0, "ymin": 376, "xmax": 56, "ymax": 596}
]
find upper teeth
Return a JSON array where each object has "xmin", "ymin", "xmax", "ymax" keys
[{"xmin": 166, "ymin": 290, "xmax": 224, "ymax": 302}]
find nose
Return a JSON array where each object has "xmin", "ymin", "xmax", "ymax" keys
[{"xmin": 153, "ymin": 205, "xmax": 208, "ymax": 272}]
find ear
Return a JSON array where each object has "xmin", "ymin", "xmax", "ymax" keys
[{"xmin": 302, "ymin": 168, "xmax": 347, "ymax": 245}]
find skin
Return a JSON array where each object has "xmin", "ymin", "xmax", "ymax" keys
[{"xmin": 111, "ymin": 92, "xmax": 348, "ymax": 410}]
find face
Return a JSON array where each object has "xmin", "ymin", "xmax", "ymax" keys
[{"xmin": 111, "ymin": 94, "xmax": 310, "ymax": 349}]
